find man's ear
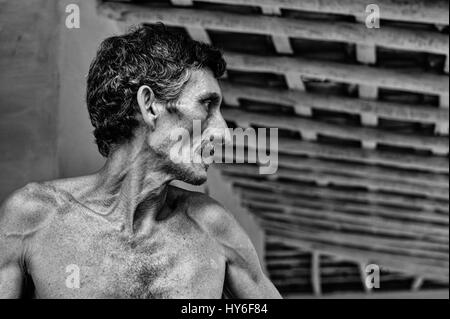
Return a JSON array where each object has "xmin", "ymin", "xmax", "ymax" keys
[{"xmin": 137, "ymin": 85, "xmax": 158, "ymax": 129}]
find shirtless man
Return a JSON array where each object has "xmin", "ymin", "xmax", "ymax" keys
[{"xmin": 0, "ymin": 24, "xmax": 281, "ymax": 299}]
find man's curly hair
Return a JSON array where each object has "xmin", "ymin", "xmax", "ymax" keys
[{"xmin": 86, "ymin": 23, "xmax": 226, "ymax": 157}]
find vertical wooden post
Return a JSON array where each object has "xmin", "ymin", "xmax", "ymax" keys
[
  {"xmin": 435, "ymin": 93, "xmax": 449, "ymax": 137},
  {"xmin": 355, "ymin": 16, "xmax": 379, "ymax": 150},
  {"xmin": 434, "ymin": 22, "xmax": 449, "ymax": 138},
  {"xmin": 412, "ymin": 277, "xmax": 424, "ymax": 291},
  {"xmin": 436, "ymin": 23, "xmax": 449, "ymax": 74},
  {"xmin": 170, "ymin": 0, "xmax": 211, "ymax": 43},
  {"xmin": 186, "ymin": 27, "xmax": 212, "ymax": 44},
  {"xmin": 432, "ymin": 94, "xmax": 449, "ymax": 154},
  {"xmin": 311, "ymin": 252, "xmax": 322, "ymax": 296},
  {"xmin": 260, "ymin": 3, "xmax": 311, "ymax": 121},
  {"xmin": 359, "ymin": 262, "xmax": 372, "ymax": 293}
]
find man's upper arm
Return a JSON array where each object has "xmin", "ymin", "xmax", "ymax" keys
[
  {"xmin": 0, "ymin": 184, "xmax": 43, "ymax": 298},
  {"xmin": 194, "ymin": 195, "xmax": 281, "ymax": 299}
]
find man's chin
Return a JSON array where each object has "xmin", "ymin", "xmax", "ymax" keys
[
  {"xmin": 184, "ymin": 165, "xmax": 208, "ymax": 185},
  {"xmin": 187, "ymin": 175, "xmax": 207, "ymax": 186},
  {"xmin": 171, "ymin": 161, "xmax": 208, "ymax": 186}
]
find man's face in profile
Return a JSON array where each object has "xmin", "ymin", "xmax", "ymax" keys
[{"xmin": 147, "ymin": 68, "xmax": 229, "ymax": 185}]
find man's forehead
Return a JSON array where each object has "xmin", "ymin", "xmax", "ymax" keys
[{"xmin": 186, "ymin": 68, "xmax": 221, "ymax": 96}]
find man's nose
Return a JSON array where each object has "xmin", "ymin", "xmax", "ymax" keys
[{"xmin": 209, "ymin": 111, "xmax": 232, "ymax": 146}]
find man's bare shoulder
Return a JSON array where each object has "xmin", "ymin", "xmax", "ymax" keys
[
  {"xmin": 176, "ymin": 187, "xmax": 263, "ymax": 281},
  {"xmin": 0, "ymin": 182, "xmax": 65, "ymax": 236},
  {"xmin": 173, "ymin": 186, "xmax": 238, "ymax": 239}
]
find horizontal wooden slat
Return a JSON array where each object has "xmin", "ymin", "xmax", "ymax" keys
[
  {"xmin": 261, "ymin": 224, "xmax": 448, "ymax": 270},
  {"xmin": 225, "ymin": 52, "xmax": 449, "ymax": 96},
  {"xmin": 272, "ymin": 277, "xmax": 359, "ymax": 287},
  {"xmin": 220, "ymin": 81, "xmax": 449, "ymax": 125},
  {"xmin": 262, "ymin": 219, "xmax": 447, "ymax": 259},
  {"xmin": 272, "ymin": 274, "xmax": 410, "ymax": 287},
  {"xmin": 225, "ymin": 175, "xmax": 449, "ymax": 212},
  {"xmin": 285, "ymin": 289, "xmax": 450, "ymax": 298},
  {"xmin": 271, "ymin": 267, "xmax": 362, "ymax": 278},
  {"xmin": 228, "ymin": 152, "xmax": 449, "ymax": 189},
  {"xmin": 220, "ymin": 163, "xmax": 449, "ymax": 199},
  {"xmin": 261, "ymin": 224, "xmax": 449, "ymax": 262},
  {"xmin": 266, "ymin": 250, "xmax": 309, "ymax": 259},
  {"xmin": 262, "ymin": 219, "xmax": 449, "ymax": 256},
  {"xmin": 264, "ymin": 224, "xmax": 449, "ymax": 266},
  {"xmin": 240, "ymin": 188, "xmax": 449, "ymax": 225},
  {"xmin": 245, "ymin": 203, "xmax": 449, "ymax": 242},
  {"xmin": 270, "ymin": 270, "xmax": 311, "ymax": 279},
  {"xmin": 222, "ymin": 107, "xmax": 449, "ymax": 154},
  {"xmin": 185, "ymin": 0, "xmax": 450, "ymax": 25},
  {"xmin": 267, "ymin": 257, "xmax": 310, "ymax": 267},
  {"xmin": 271, "ymin": 138, "xmax": 449, "ymax": 173},
  {"xmin": 244, "ymin": 196, "xmax": 449, "ymax": 237},
  {"xmin": 266, "ymin": 233, "xmax": 448, "ymax": 281},
  {"xmin": 97, "ymin": 2, "xmax": 449, "ymax": 55}
]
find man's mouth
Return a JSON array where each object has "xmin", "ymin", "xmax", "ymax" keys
[
  {"xmin": 198, "ymin": 142, "xmax": 216, "ymax": 169},
  {"xmin": 200, "ymin": 140, "xmax": 214, "ymax": 156}
]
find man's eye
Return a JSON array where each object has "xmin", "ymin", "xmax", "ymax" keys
[
  {"xmin": 201, "ymin": 97, "xmax": 220, "ymax": 110},
  {"xmin": 203, "ymin": 100, "xmax": 212, "ymax": 109}
]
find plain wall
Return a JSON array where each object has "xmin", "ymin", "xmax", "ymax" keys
[
  {"xmin": 57, "ymin": 0, "xmax": 117, "ymax": 177},
  {"xmin": 0, "ymin": 0, "xmax": 60, "ymax": 202}
]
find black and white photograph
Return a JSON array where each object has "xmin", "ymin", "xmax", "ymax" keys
[{"xmin": 0, "ymin": 0, "xmax": 448, "ymax": 304}]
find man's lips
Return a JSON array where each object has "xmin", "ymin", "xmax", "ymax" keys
[
  {"xmin": 201, "ymin": 142, "xmax": 215, "ymax": 156},
  {"xmin": 199, "ymin": 139, "xmax": 215, "ymax": 154}
]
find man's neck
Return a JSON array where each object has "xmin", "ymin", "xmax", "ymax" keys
[{"xmin": 94, "ymin": 134, "xmax": 174, "ymax": 235}]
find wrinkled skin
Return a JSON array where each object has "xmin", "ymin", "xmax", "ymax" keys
[{"xmin": 0, "ymin": 69, "xmax": 281, "ymax": 299}]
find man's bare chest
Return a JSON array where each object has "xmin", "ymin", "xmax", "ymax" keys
[{"xmin": 26, "ymin": 209, "xmax": 226, "ymax": 298}]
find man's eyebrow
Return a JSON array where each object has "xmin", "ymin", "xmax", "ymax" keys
[{"xmin": 198, "ymin": 92, "xmax": 222, "ymax": 103}]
